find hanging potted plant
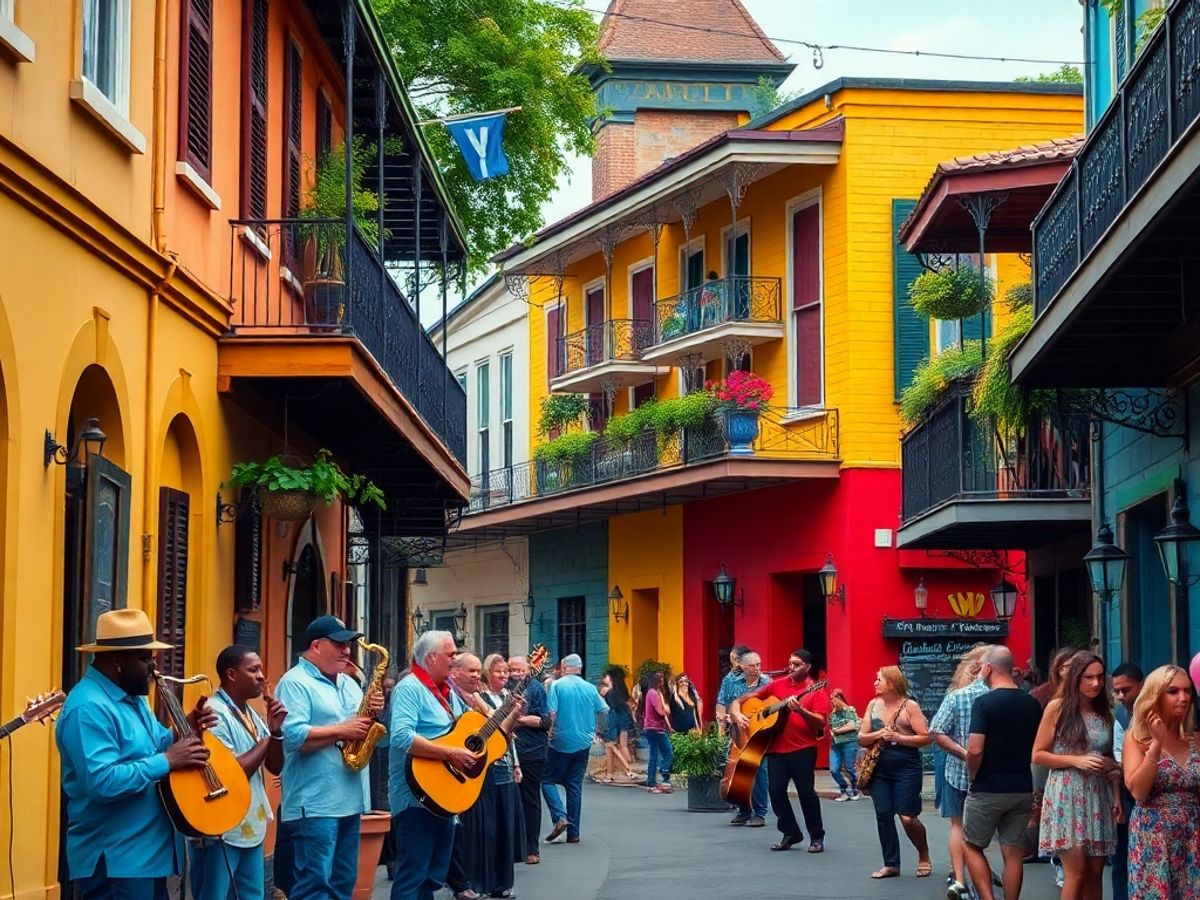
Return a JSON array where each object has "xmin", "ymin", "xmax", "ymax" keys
[
  {"xmin": 669, "ymin": 724, "xmax": 730, "ymax": 812},
  {"xmin": 229, "ymin": 450, "xmax": 387, "ymax": 521},
  {"xmin": 710, "ymin": 371, "xmax": 773, "ymax": 455}
]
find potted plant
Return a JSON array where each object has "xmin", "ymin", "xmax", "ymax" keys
[
  {"xmin": 229, "ymin": 449, "xmax": 387, "ymax": 521},
  {"xmin": 351, "ymin": 811, "xmax": 392, "ymax": 900},
  {"xmin": 669, "ymin": 725, "xmax": 730, "ymax": 812},
  {"xmin": 536, "ymin": 393, "xmax": 590, "ymax": 436},
  {"xmin": 710, "ymin": 371, "xmax": 774, "ymax": 455},
  {"xmin": 533, "ymin": 431, "xmax": 599, "ymax": 493}
]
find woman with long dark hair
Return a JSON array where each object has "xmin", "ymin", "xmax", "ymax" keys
[
  {"xmin": 1034, "ymin": 652, "xmax": 1120, "ymax": 900},
  {"xmin": 598, "ymin": 668, "xmax": 634, "ymax": 782},
  {"xmin": 639, "ymin": 671, "xmax": 674, "ymax": 794},
  {"xmin": 668, "ymin": 672, "xmax": 703, "ymax": 734}
]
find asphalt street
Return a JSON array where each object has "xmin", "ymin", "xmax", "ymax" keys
[{"xmin": 373, "ymin": 779, "xmax": 1108, "ymax": 900}]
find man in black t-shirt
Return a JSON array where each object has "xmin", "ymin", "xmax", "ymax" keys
[{"xmin": 962, "ymin": 645, "xmax": 1044, "ymax": 900}]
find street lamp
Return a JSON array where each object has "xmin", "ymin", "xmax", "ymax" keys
[
  {"xmin": 1083, "ymin": 520, "xmax": 1129, "ymax": 602},
  {"xmin": 410, "ymin": 606, "xmax": 427, "ymax": 634},
  {"xmin": 521, "ymin": 592, "xmax": 536, "ymax": 627},
  {"xmin": 818, "ymin": 554, "xmax": 845, "ymax": 608},
  {"xmin": 989, "ymin": 580, "xmax": 1020, "ymax": 622},
  {"xmin": 710, "ymin": 563, "xmax": 743, "ymax": 610},
  {"xmin": 45, "ymin": 416, "xmax": 107, "ymax": 496},
  {"xmin": 608, "ymin": 585, "xmax": 628, "ymax": 622},
  {"xmin": 914, "ymin": 577, "xmax": 929, "ymax": 616},
  {"xmin": 453, "ymin": 602, "xmax": 469, "ymax": 647},
  {"xmin": 1154, "ymin": 489, "xmax": 1200, "ymax": 586},
  {"xmin": 412, "ymin": 567, "xmax": 428, "ymax": 586}
]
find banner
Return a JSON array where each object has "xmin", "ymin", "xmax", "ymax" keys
[{"xmin": 445, "ymin": 112, "xmax": 510, "ymax": 181}]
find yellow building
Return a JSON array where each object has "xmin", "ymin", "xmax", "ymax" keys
[{"xmin": 0, "ymin": 1, "xmax": 467, "ymax": 895}]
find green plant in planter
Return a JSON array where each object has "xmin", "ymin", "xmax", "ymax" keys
[
  {"xmin": 537, "ymin": 393, "xmax": 589, "ymax": 436},
  {"xmin": 899, "ymin": 341, "xmax": 983, "ymax": 427},
  {"xmin": 649, "ymin": 391, "xmax": 716, "ymax": 435},
  {"xmin": 602, "ymin": 401, "xmax": 656, "ymax": 448},
  {"xmin": 971, "ymin": 304, "xmax": 1057, "ymax": 431},
  {"xmin": 909, "ymin": 265, "xmax": 993, "ymax": 323},
  {"xmin": 1004, "ymin": 281, "xmax": 1033, "ymax": 312},
  {"xmin": 669, "ymin": 725, "xmax": 730, "ymax": 778},
  {"xmin": 532, "ymin": 431, "xmax": 599, "ymax": 464},
  {"xmin": 229, "ymin": 449, "xmax": 386, "ymax": 510}
]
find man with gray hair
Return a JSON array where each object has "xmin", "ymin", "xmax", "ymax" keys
[
  {"xmin": 715, "ymin": 649, "xmax": 770, "ymax": 826},
  {"xmin": 541, "ymin": 654, "xmax": 606, "ymax": 844},
  {"xmin": 388, "ymin": 631, "xmax": 476, "ymax": 900},
  {"xmin": 962, "ymin": 645, "xmax": 1044, "ymax": 900}
]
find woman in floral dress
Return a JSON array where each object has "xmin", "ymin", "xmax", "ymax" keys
[
  {"xmin": 1122, "ymin": 664, "xmax": 1200, "ymax": 899},
  {"xmin": 1034, "ymin": 652, "xmax": 1120, "ymax": 900}
]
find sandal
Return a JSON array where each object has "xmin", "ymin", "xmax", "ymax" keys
[
  {"xmin": 525, "ymin": 854, "xmax": 539, "ymax": 865},
  {"xmin": 870, "ymin": 868, "xmax": 901, "ymax": 879},
  {"xmin": 915, "ymin": 861, "xmax": 933, "ymax": 878}
]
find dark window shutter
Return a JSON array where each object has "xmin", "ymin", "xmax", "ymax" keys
[
  {"xmin": 240, "ymin": 0, "xmax": 269, "ymax": 220},
  {"xmin": 282, "ymin": 37, "xmax": 302, "ymax": 265},
  {"xmin": 317, "ymin": 91, "xmax": 332, "ymax": 158},
  {"xmin": 179, "ymin": 0, "xmax": 213, "ymax": 181},
  {"xmin": 234, "ymin": 495, "xmax": 262, "ymax": 612},
  {"xmin": 156, "ymin": 488, "xmax": 190, "ymax": 681},
  {"xmin": 85, "ymin": 456, "xmax": 133, "ymax": 642},
  {"xmin": 546, "ymin": 305, "xmax": 561, "ymax": 383},
  {"xmin": 792, "ymin": 204, "xmax": 822, "ymax": 407},
  {"xmin": 893, "ymin": 199, "xmax": 929, "ymax": 400}
]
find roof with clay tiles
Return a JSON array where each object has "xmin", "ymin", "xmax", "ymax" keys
[
  {"xmin": 597, "ymin": 0, "xmax": 788, "ymax": 63},
  {"xmin": 929, "ymin": 135, "xmax": 1084, "ymax": 176}
]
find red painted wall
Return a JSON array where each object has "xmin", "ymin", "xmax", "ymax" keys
[{"xmin": 682, "ymin": 468, "xmax": 1031, "ymax": 721}]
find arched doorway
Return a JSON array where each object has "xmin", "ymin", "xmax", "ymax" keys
[{"xmin": 287, "ymin": 525, "xmax": 327, "ymax": 663}]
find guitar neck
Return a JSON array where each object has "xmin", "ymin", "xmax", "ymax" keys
[
  {"xmin": 0, "ymin": 716, "xmax": 25, "ymax": 740},
  {"xmin": 477, "ymin": 671, "xmax": 538, "ymax": 741},
  {"xmin": 763, "ymin": 680, "xmax": 826, "ymax": 716}
]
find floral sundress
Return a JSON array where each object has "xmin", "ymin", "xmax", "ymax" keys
[
  {"xmin": 1128, "ymin": 741, "xmax": 1200, "ymax": 899},
  {"xmin": 1038, "ymin": 712, "xmax": 1116, "ymax": 857}
]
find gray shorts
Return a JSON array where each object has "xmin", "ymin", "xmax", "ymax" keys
[{"xmin": 962, "ymin": 791, "xmax": 1032, "ymax": 849}]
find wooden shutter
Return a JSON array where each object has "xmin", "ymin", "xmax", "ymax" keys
[
  {"xmin": 893, "ymin": 199, "xmax": 929, "ymax": 400},
  {"xmin": 240, "ymin": 0, "xmax": 269, "ymax": 220},
  {"xmin": 317, "ymin": 90, "xmax": 332, "ymax": 158},
  {"xmin": 156, "ymin": 488, "xmax": 189, "ymax": 681},
  {"xmin": 234, "ymin": 495, "xmax": 262, "ymax": 612},
  {"xmin": 546, "ymin": 305, "xmax": 561, "ymax": 383},
  {"xmin": 792, "ymin": 204, "xmax": 822, "ymax": 407},
  {"xmin": 283, "ymin": 37, "xmax": 302, "ymax": 220},
  {"xmin": 179, "ymin": 0, "xmax": 213, "ymax": 181},
  {"xmin": 84, "ymin": 456, "xmax": 133, "ymax": 644}
]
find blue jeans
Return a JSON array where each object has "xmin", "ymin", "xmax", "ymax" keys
[
  {"xmin": 829, "ymin": 742, "xmax": 860, "ymax": 794},
  {"xmin": 188, "ymin": 842, "xmax": 264, "ymax": 900},
  {"xmin": 871, "ymin": 745, "xmax": 924, "ymax": 868},
  {"xmin": 736, "ymin": 762, "xmax": 769, "ymax": 819},
  {"xmin": 288, "ymin": 814, "xmax": 360, "ymax": 900},
  {"xmin": 541, "ymin": 748, "xmax": 589, "ymax": 839},
  {"xmin": 389, "ymin": 806, "xmax": 456, "ymax": 900},
  {"xmin": 74, "ymin": 856, "xmax": 168, "ymax": 900},
  {"xmin": 644, "ymin": 731, "xmax": 673, "ymax": 787}
]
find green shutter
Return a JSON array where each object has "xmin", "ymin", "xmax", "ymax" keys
[
  {"xmin": 960, "ymin": 255, "xmax": 990, "ymax": 343},
  {"xmin": 893, "ymin": 199, "xmax": 929, "ymax": 400}
]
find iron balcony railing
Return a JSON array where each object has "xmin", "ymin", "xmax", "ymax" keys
[
  {"xmin": 467, "ymin": 406, "xmax": 839, "ymax": 512},
  {"xmin": 555, "ymin": 319, "xmax": 655, "ymax": 376},
  {"xmin": 900, "ymin": 383, "xmax": 1091, "ymax": 523},
  {"xmin": 653, "ymin": 275, "xmax": 783, "ymax": 345},
  {"xmin": 227, "ymin": 219, "xmax": 467, "ymax": 465},
  {"xmin": 1032, "ymin": 0, "xmax": 1200, "ymax": 316}
]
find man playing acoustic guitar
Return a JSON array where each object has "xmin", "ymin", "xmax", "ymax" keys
[{"xmin": 731, "ymin": 649, "xmax": 831, "ymax": 853}]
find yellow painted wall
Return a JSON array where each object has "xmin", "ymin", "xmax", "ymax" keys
[{"xmin": 608, "ymin": 507, "xmax": 685, "ymax": 673}]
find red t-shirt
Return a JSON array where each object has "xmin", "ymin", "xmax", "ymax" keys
[{"xmin": 749, "ymin": 675, "xmax": 831, "ymax": 754}]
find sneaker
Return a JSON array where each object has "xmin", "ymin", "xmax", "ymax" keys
[
  {"xmin": 729, "ymin": 814, "xmax": 751, "ymax": 825},
  {"xmin": 849, "ymin": 791, "xmax": 862, "ymax": 800},
  {"xmin": 746, "ymin": 816, "xmax": 766, "ymax": 827},
  {"xmin": 1053, "ymin": 858, "xmax": 1064, "ymax": 889},
  {"xmin": 947, "ymin": 880, "xmax": 968, "ymax": 900},
  {"xmin": 834, "ymin": 793, "xmax": 851, "ymax": 802}
]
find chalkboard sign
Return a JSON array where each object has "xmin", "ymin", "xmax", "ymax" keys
[
  {"xmin": 898, "ymin": 637, "xmax": 995, "ymax": 721},
  {"xmin": 233, "ymin": 617, "xmax": 262, "ymax": 653}
]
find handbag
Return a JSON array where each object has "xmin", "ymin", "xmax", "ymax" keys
[{"xmin": 855, "ymin": 700, "xmax": 906, "ymax": 793}]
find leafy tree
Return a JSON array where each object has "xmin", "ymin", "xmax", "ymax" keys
[
  {"xmin": 748, "ymin": 75, "xmax": 799, "ymax": 119},
  {"xmin": 374, "ymin": 0, "xmax": 601, "ymax": 268},
  {"xmin": 1015, "ymin": 64, "xmax": 1083, "ymax": 84}
]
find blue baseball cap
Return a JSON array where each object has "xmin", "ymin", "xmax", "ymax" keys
[{"xmin": 305, "ymin": 615, "xmax": 362, "ymax": 645}]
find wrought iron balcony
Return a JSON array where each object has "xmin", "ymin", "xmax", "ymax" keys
[
  {"xmin": 898, "ymin": 383, "xmax": 1092, "ymax": 549},
  {"xmin": 226, "ymin": 219, "xmax": 467, "ymax": 466},
  {"xmin": 1032, "ymin": 0, "xmax": 1200, "ymax": 317},
  {"xmin": 550, "ymin": 319, "xmax": 660, "ymax": 394},
  {"xmin": 466, "ymin": 406, "xmax": 839, "ymax": 513},
  {"xmin": 641, "ymin": 276, "xmax": 784, "ymax": 364}
]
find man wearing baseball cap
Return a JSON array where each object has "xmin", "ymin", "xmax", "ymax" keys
[
  {"xmin": 274, "ymin": 615, "xmax": 384, "ymax": 900},
  {"xmin": 56, "ymin": 608, "xmax": 215, "ymax": 899}
]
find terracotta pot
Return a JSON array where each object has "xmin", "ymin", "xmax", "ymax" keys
[
  {"xmin": 258, "ymin": 489, "xmax": 316, "ymax": 522},
  {"xmin": 351, "ymin": 811, "xmax": 392, "ymax": 900}
]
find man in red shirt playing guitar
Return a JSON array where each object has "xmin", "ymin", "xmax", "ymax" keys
[{"xmin": 731, "ymin": 649, "xmax": 831, "ymax": 853}]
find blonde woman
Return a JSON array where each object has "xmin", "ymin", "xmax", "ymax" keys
[
  {"xmin": 1122, "ymin": 664, "xmax": 1200, "ymax": 899},
  {"xmin": 858, "ymin": 666, "xmax": 932, "ymax": 879}
]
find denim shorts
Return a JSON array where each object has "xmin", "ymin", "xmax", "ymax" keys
[{"xmin": 939, "ymin": 783, "xmax": 966, "ymax": 819}]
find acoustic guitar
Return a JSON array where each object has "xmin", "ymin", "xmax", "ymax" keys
[
  {"xmin": 153, "ymin": 674, "xmax": 251, "ymax": 838},
  {"xmin": 719, "ymin": 679, "xmax": 828, "ymax": 808},
  {"xmin": 406, "ymin": 645, "xmax": 548, "ymax": 817},
  {"xmin": 0, "ymin": 692, "xmax": 66, "ymax": 739}
]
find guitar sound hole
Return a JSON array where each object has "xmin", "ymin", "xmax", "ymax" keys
[{"xmin": 464, "ymin": 734, "xmax": 484, "ymax": 754}]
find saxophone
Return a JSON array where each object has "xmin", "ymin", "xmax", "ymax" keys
[{"xmin": 342, "ymin": 640, "xmax": 390, "ymax": 771}]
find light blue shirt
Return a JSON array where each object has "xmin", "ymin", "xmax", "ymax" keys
[
  {"xmin": 206, "ymin": 690, "xmax": 272, "ymax": 848},
  {"xmin": 1114, "ymin": 717, "xmax": 1126, "ymax": 764},
  {"xmin": 547, "ymin": 674, "xmax": 606, "ymax": 753},
  {"xmin": 275, "ymin": 657, "xmax": 368, "ymax": 822},
  {"xmin": 387, "ymin": 672, "xmax": 467, "ymax": 813},
  {"xmin": 55, "ymin": 665, "xmax": 181, "ymax": 879}
]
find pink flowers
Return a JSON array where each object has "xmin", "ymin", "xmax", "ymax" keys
[{"xmin": 708, "ymin": 371, "xmax": 774, "ymax": 411}]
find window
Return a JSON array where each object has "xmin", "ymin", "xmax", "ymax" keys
[
  {"xmin": 82, "ymin": 0, "xmax": 131, "ymax": 112},
  {"xmin": 499, "ymin": 353, "xmax": 513, "ymax": 469},
  {"xmin": 557, "ymin": 596, "xmax": 586, "ymax": 673},
  {"xmin": 584, "ymin": 281, "xmax": 605, "ymax": 365},
  {"xmin": 282, "ymin": 36, "xmax": 302, "ymax": 263},
  {"xmin": 936, "ymin": 318, "xmax": 961, "ymax": 353},
  {"xmin": 679, "ymin": 241, "xmax": 705, "ymax": 292},
  {"xmin": 316, "ymin": 90, "xmax": 333, "ymax": 159},
  {"xmin": 0, "ymin": 1, "xmax": 12, "ymax": 19},
  {"xmin": 156, "ymin": 488, "xmax": 190, "ymax": 681},
  {"xmin": 546, "ymin": 304, "xmax": 562, "ymax": 385},
  {"xmin": 479, "ymin": 605, "xmax": 510, "ymax": 659},
  {"xmin": 791, "ymin": 199, "xmax": 822, "ymax": 407},
  {"xmin": 631, "ymin": 381, "xmax": 655, "ymax": 408},
  {"xmin": 477, "ymin": 362, "xmax": 491, "ymax": 478},
  {"xmin": 179, "ymin": 0, "xmax": 213, "ymax": 181},
  {"xmin": 240, "ymin": 0, "xmax": 269, "ymax": 221},
  {"xmin": 0, "ymin": 0, "xmax": 35, "ymax": 63},
  {"xmin": 892, "ymin": 199, "xmax": 929, "ymax": 399},
  {"xmin": 455, "ymin": 368, "xmax": 468, "ymax": 393}
]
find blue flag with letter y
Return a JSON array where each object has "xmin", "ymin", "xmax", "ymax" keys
[{"xmin": 445, "ymin": 113, "xmax": 510, "ymax": 181}]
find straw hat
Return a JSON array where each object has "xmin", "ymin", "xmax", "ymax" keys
[{"xmin": 77, "ymin": 608, "xmax": 173, "ymax": 652}]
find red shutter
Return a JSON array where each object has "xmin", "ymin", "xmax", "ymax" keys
[
  {"xmin": 179, "ymin": 0, "xmax": 213, "ymax": 181},
  {"xmin": 156, "ymin": 488, "xmax": 190, "ymax": 681},
  {"xmin": 240, "ymin": 0, "xmax": 269, "ymax": 220},
  {"xmin": 547, "ymin": 305, "xmax": 561, "ymax": 382},
  {"xmin": 792, "ymin": 205, "xmax": 822, "ymax": 407}
]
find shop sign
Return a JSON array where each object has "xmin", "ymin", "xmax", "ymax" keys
[{"xmin": 881, "ymin": 618, "xmax": 1009, "ymax": 639}]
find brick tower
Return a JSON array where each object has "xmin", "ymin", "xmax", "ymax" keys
[{"xmin": 586, "ymin": 0, "xmax": 795, "ymax": 200}]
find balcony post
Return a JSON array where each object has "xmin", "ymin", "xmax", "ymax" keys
[
  {"xmin": 413, "ymin": 155, "xmax": 423, "ymax": 375},
  {"xmin": 342, "ymin": 0, "xmax": 356, "ymax": 311}
]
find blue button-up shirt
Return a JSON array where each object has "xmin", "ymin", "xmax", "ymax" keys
[
  {"xmin": 547, "ymin": 675, "xmax": 605, "ymax": 753},
  {"xmin": 717, "ymin": 671, "xmax": 767, "ymax": 709},
  {"xmin": 929, "ymin": 678, "xmax": 989, "ymax": 791},
  {"xmin": 388, "ymin": 672, "xmax": 467, "ymax": 813},
  {"xmin": 274, "ymin": 657, "xmax": 367, "ymax": 822},
  {"xmin": 55, "ymin": 665, "xmax": 180, "ymax": 879}
]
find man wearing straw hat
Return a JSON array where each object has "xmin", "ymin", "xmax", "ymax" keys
[{"xmin": 56, "ymin": 608, "xmax": 216, "ymax": 900}]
